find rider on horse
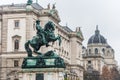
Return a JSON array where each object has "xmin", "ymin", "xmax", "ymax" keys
[
  {"xmin": 25, "ymin": 20, "xmax": 61, "ymax": 57},
  {"xmin": 36, "ymin": 20, "xmax": 49, "ymax": 46}
]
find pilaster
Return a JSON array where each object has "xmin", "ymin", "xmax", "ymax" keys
[
  {"xmin": 1, "ymin": 17, "xmax": 8, "ymax": 52},
  {"xmin": 26, "ymin": 12, "xmax": 33, "ymax": 41}
]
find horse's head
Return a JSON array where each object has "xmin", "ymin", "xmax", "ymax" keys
[
  {"xmin": 44, "ymin": 21, "xmax": 55, "ymax": 31},
  {"xmin": 43, "ymin": 21, "xmax": 61, "ymax": 46}
]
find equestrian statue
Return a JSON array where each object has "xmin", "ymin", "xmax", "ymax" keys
[{"xmin": 25, "ymin": 20, "xmax": 61, "ymax": 57}]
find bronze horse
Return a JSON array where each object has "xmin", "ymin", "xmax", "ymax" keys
[{"xmin": 25, "ymin": 20, "xmax": 61, "ymax": 57}]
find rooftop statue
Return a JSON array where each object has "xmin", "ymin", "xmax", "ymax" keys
[
  {"xmin": 27, "ymin": 0, "xmax": 33, "ymax": 5},
  {"xmin": 25, "ymin": 20, "xmax": 61, "ymax": 57}
]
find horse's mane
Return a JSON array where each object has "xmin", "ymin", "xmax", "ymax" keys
[{"xmin": 44, "ymin": 21, "xmax": 55, "ymax": 31}]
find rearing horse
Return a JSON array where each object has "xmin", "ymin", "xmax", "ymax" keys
[{"xmin": 25, "ymin": 20, "xmax": 61, "ymax": 57}]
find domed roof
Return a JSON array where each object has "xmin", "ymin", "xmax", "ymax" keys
[{"xmin": 88, "ymin": 26, "xmax": 107, "ymax": 44}]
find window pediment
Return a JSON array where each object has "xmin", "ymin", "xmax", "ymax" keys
[{"xmin": 12, "ymin": 35, "xmax": 21, "ymax": 39}]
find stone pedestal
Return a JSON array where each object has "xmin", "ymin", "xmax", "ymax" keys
[
  {"xmin": 19, "ymin": 68, "xmax": 65, "ymax": 80},
  {"xmin": 21, "ymin": 51, "xmax": 66, "ymax": 80}
]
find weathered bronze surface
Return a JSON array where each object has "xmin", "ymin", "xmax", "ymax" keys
[
  {"xmin": 22, "ymin": 50, "xmax": 65, "ymax": 68},
  {"xmin": 22, "ymin": 20, "xmax": 65, "ymax": 68},
  {"xmin": 27, "ymin": 0, "xmax": 33, "ymax": 5},
  {"xmin": 25, "ymin": 20, "xmax": 61, "ymax": 57}
]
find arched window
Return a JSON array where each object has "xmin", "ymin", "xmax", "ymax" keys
[
  {"xmin": 112, "ymin": 49, "xmax": 114, "ymax": 53},
  {"xmin": 89, "ymin": 49, "xmax": 91, "ymax": 54},
  {"xmin": 107, "ymin": 50, "xmax": 110, "ymax": 56},
  {"xmin": 102, "ymin": 48, "xmax": 105, "ymax": 54},
  {"xmin": 14, "ymin": 39, "xmax": 19, "ymax": 50},
  {"xmin": 95, "ymin": 48, "xmax": 98, "ymax": 54},
  {"xmin": 107, "ymin": 50, "xmax": 110, "ymax": 53}
]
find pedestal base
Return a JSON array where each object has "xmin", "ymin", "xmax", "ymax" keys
[
  {"xmin": 19, "ymin": 68, "xmax": 65, "ymax": 80},
  {"xmin": 22, "ymin": 51, "xmax": 66, "ymax": 68}
]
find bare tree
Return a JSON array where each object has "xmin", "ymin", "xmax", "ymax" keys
[
  {"xmin": 110, "ymin": 67, "xmax": 120, "ymax": 80},
  {"xmin": 101, "ymin": 66, "xmax": 111, "ymax": 80}
]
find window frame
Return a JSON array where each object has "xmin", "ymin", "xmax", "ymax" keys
[
  {"xmin": 12, "ymin": 35, "xmax": 21, "ymax": 51},
  {"xmin": 14, "ymin": 60, "xmax": 19, "ymax": 67},
  {"xmin": 14, "ymin": 20, "xmax": 20, "ymax": 28},
  {"xmin": 14, "ymin": 39, "xmax": 19, "ymax": 50},
  {"xmin": 102, "ymin": 48, "xmax": 105, "ymax": 54},
  {"xmin": 95, "ymin": 48, "xmax": 98, "ymax": 54},
  {"xmin": 89, "ymin": 49, "xmax": 91, "ymax": 54}
]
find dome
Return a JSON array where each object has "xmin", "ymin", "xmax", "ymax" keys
[{"xmin": 88, "ymin": 26, "xmax": 107, "ymax": 44}]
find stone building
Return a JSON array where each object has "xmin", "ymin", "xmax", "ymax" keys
[
  {"xmin": 0, "ymin": 3, "xmax": 84, "ymax": 80},
  {"xmin": 82, "ymin": 26, "xmax": 117, "ymax": 74}
]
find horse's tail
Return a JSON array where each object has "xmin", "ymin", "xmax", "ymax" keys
[{"xmin": 25, "ymin": 40, "xmax": 32, "ymax": 57}]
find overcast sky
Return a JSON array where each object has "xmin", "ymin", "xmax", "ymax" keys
[{"xmin": 0, "ymin": 0, "xmax": 120, "ymax": 65}]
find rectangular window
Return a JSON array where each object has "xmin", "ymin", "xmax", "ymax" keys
[
  {"xmin": 88, "ymin": 61, "xmax": 91, "ymax": 64},
  {"xmin": 14, "ymin": 40, "xmax": 19, "ymax": 50},
  {"xmin": 14, "ymin": 20, "xmax": 19, "ymax": 28},
  {"xmin": 14, "ymin": 60, "xmax": 19, "ymax": 67}
]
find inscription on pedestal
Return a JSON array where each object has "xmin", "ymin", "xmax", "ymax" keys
[
  {"xmin": 27, "ymin": 59, "xmax": 37, "ymax": 66},
  {"xmin": 45, "ymin": 59, "xmax": 55, "ymax": 66}
]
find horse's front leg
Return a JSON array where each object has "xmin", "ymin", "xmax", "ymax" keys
[
  {"xmin": 51, "ymin": 36, "xmax": 61, "ymax": 46},
  {"xmin": 25, "ymin": 41, "xmax": 33, "ymax": 57}
]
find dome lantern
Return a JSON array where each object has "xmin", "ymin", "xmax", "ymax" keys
[{"xmin": 95, "ymin": 25, "xmax": 100, "ymax": 35}]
